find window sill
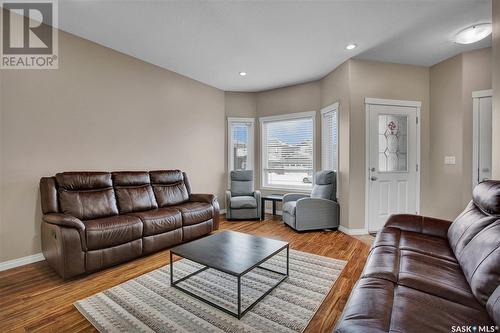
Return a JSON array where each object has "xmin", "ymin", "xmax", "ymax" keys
[{"xmin": 260, "ymin": 186, "xmax": 312, "ymax": 194}]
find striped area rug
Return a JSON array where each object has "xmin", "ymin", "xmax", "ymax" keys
[{"xmin": 75, "ymin": 249, "xmax": 346, "ymax": 333}]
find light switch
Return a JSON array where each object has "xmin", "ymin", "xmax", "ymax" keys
[{"xmin": 444, "ymin": 156, "xmax": 456, "ymax": 165}]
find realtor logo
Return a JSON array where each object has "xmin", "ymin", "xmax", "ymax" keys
[{"xmin": 1, "ymin": 0, "xmax": 58, "ymax": 69}]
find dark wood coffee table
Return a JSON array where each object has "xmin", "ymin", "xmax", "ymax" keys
[{"xmin": 169, "ymin": 231, "xmax": 289, "ymax": 319}]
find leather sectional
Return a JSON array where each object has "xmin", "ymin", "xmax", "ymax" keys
[
  {"xmin": 335, "ymin": 180, "xmax": 500, "ymax": 332},
  {"xmin": 40, "ymin": 170, "xmax": 219, "ymax": 278}
]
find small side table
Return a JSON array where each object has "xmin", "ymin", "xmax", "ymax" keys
[{"xmin": 261, "ymin": 194, "xmax": 284, "ymax": 220}]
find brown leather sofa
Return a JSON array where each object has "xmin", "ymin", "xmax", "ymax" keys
[
  {"xmin": 335, "ymin": 180, "xmax": 500, "ymax": 332},
  {"xmin": 40, "ymin": 170, "xmax": 219, "ymax": 279}
]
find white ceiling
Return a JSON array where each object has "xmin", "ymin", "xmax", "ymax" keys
[{"xmin": 59, "ymin": 0, "xmax": 492, "ymax": 92}]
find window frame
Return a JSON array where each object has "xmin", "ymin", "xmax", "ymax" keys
[
  {"xmin": 320, "ymin": 102, "xmax": 339, "ymax": 172},
  {"xmin": 259, "ymin": 111, "xmax": 316, "ymax": 191},
  {"xmin": 227, "ymin": 117, "xmax": 255, "ymax": 176}
]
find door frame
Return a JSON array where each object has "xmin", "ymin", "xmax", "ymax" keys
[
  {"xmin": 364, "ymin": 98, "xmax": 421, "ymax": 232},
  {"xmin": 472, "ymin": 89, "xmax": 493, "ymax": 188}
]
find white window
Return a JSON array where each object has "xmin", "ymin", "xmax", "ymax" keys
[
  {"xmin": 321, "ymin": 102, "xmax": 339, "ymax": 171},
  {"xmin": 260, "ymin": 111, "xmax": 316, "ymax": 190},
  {"xmin": 228, "ymin": 118, "xmax": 254, "ymax": 172}
]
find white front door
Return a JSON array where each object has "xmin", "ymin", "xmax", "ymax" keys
[
  {"xmin": 473, "ymin": 91, "xmax": 493, "ymax": 186},
  {"xmin": 366, "ymin": 101, "xmax": 420, "ymax": 232}
]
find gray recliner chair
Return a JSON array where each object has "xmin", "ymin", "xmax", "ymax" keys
[
  {"xmin": 282, "ymin": 170, "xmax": 339, "ymax": 231},
  {"xmin": 226, "ymin": 170, "xmax": 261, "ymax": 220}
]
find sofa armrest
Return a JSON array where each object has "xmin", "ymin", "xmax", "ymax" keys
[
  {"xmin": 225, "ymin": 190, "xmax": 232, "ymax": 219},
  {"xmin": 254, "ymin": 190, "xmax": 262, "ymax": 217},
  {"xmin": 43, "ymin": 213, "xmax": 85, "ymax": 231},
  {"xmin": 283, "ymin": 193, "xmax": 309, "ymax": 203},
  {"xmin": 384, "ymin": 214, "xmax": 452, "ymax": 239},
  {"xmin": 190, "ymin": 193, "xmax": 220, "ymax": 230}
]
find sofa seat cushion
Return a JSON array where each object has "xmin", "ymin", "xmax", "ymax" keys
[
  {"xmin": 373, "ymin": 227, "xmax": 456, "ymax": 263},
  {"xmin": 84, "ymin": 215, "xmax": 143, "ymax": 250},
  {"xmin": 363, "ymin": 246, "xmax": 481, "ymax": 309},
  {"xmin": 335, "ymin": 278, "xmax": 493, "ymax": 333},
  {"xmin": 283, "ymin": 201, "xmax": 297, "ymax": 215},
  {"xmin": 129, "ymin": 208, "xmax": 182, "ymax": 236},
  {"xmin": 230, "ymin": 196, "xmax": 257, "ymax": 209},
  {"xmin": 173, "ymin": 202, "xmax": 213, "ymax": 226},
  {"xmin": 398, "ymin": 250, "xmax": 482, "ymax": 309},
  {"xmin": 399, "ymin": 230, "xmax": 456, "ymax": 262}
]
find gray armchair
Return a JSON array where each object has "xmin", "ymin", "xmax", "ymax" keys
[
  {"xmin": 282, "ymin": 170, "xmax": 339, "ymax": 231},
  {"xmin": 225, "ymin": 170, "xmax": 261, "ymax": 220}
]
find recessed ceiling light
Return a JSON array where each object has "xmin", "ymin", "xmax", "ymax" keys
[
  {"xmin": 346, "ymin": 43, "xmax": 357, "ymax": 50},
  {"xmin": 239, "ymin": 71, "xmax": 247, "ymax": 76},
  {"xmin": 455, "ymin": 23, "xmax": 492, "ymax": 44}
]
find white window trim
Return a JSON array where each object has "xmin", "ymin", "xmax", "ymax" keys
[
  {"xmin": 227, "ymin": 117, "xmax": 255, "ymax": 178},
  {"xmin": 259, "ymin": 111, "xmax": 316, "ymax": 191},
  {"xmin": 321, "ymin": 102, "xmax": 339, "ymax": 171}
]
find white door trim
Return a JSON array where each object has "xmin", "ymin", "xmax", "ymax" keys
[
  {"xmin": 472, "ymin": 90, "xmax": 493, "ymax": 187},
  {"xmin": 364, "ymin": 98, "xmax": 421, "ymax": 232},
  {"xmin": 365, "ymin": 98, "xmax": 421, "ymax": 108}
]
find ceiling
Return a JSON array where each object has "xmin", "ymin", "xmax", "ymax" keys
[{"xmin": 59, "ymin": 1, "xmax": 492, "ymax": 92}]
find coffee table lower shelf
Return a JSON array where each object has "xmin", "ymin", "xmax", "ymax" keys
[{"xmin": 169, "ymin": 245, "xmax": 289, "ymax": 319}]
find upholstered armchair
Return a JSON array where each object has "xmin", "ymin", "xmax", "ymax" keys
[
  {"xmin": 282, "ymin": 170, "xmax": 339, "ymax": 231},
  {"xmin": 225, "ymin": 170, "xmax": 261, "ymax": 220}
]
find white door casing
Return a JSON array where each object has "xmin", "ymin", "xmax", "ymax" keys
[
  {"xmin": 365, "ymin": 98, "xmax": 421, "ymax": 232},
  {"xmin": 472, "ymin": 90, "xmax": 493, "ymax": 187}
]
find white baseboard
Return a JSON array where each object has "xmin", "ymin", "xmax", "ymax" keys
[
  {"xmin": 0, "ymin": 253, "xmax": 45, "ymax": 272},
  {"xmin": 220, "ymin": 208, "xmax": 227, "ymax": 214},
  {"xmin": 338, "ymin": 226, "xmax": 369, "ymax": 235}
]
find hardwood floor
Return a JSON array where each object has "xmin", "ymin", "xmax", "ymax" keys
[{"xmin": 0, "ymin": 215, "xmax": 370, "ymax": 333}]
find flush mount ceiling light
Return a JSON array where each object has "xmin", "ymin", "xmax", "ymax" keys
[
  {"xmin": 345, "ymin": 43, "xmax": 357, "ymax": 50},
  {"xmin": 455, "ymin": 23, "xmax": 492, "ymax": 44},
  {"xmin": 239, "ymin": 71, "xmax": 247, "ymax": 76}
]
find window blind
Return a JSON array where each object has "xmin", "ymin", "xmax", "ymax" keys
[
  {"xmin": 321, "ymin": 109, "xmax": 338, "ymax": 171},
  {"xmin": 230, "ymin": 122, "xmax": 252, "ymax": 171},
  {"xmin": 262, "ymin": 115, "xmax": 314, "ymax": 188}
]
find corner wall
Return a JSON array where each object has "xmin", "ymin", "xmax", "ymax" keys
[
  {"xmin": 493, "ymin": 0, "xmax": 500, "ymax": 178},
  {"xmin": 348, "ymin": 60, "xmax": 431, "ymax": 229},
  {"xmin": 428, "ymin": 48, "xmax": 492, "ymax": 220}
]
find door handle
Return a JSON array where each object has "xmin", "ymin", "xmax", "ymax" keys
[{"xmin": 371, "ymin": 176, "xmax": 378, "ymax": 181}]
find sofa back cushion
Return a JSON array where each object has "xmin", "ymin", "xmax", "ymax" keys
[
  {"xmin": 230, "ymin": 170, "xmax": 254, "ymax": 197},
  {"xmin": 150, "ymin": 170, "xmax": 189, "ymax": 206},
  {"xmin": 458, "ymin": 220, "xmax": 500, "ymax": 305},
  {"xmin": 112, "ymin": 172, "xmax": 158, "ymax": 214},
  {"xmin": 448, "ymin": 201, "xmax": 498, "ymax": 257},
  {"xmin": 56, "ymin": 172, "xmax": 118, "ymax": 220},
  {"xmin": 448, "ymin": 181, "xmax": 500, "ymax": 306}
]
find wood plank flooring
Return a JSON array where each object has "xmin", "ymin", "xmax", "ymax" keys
[{"xmin": 0, "ymin": 215, "xmax": 370, "ymax": 333}]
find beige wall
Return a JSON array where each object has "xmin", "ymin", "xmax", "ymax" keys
[
  {"xmin": 224, "ymin": 92, "xmax": 257, "ymax": 192},
  {"xmin": 349, "ymin": 60, "xmax": 431, "ymax": 228},
  {"xmin": 462, "ymin": 48, "xmax": 492, "ymax": 202},
  {"xmin": 320, "ymin": 62, "xmax": 351, "ymax": 228},
  {"xmin": 255, "ymin": 82, "xmax": 321, "ymax": 201},
  {"xmin": 428, "ymin": 48, "xmax": 492, "ymax": 220},
  {"xmin": 493, "ymin": 0, "xmax": 500, "ymax": 178},
  {"xmin": 429, "ymin": 54, "xmax": 465, "ymax": 219},
  {"xmin": 0, "ymin": 31, "xmax": 225, "ymax": 262}
]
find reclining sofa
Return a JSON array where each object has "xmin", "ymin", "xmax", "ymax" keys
[
  {"xmin": 335, "ymin": 180, "xmax": 500, "ymax": 332},
  {"xmin": 40, "ymin": 170, "xmax": 219, "ymax": 278}
]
